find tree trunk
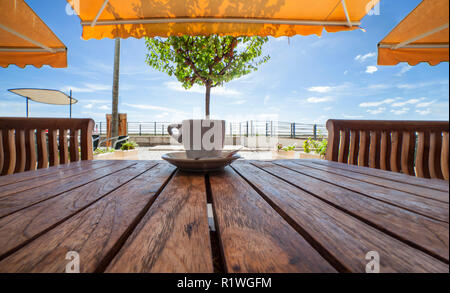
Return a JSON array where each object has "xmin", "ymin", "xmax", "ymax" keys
[
  {"xmin": 111, "ymin": 38, "xmax": 121, "ymax": 145},
  {"xmin": 205, "ymin": 83, "xmax": 211, "ymax": 119}
]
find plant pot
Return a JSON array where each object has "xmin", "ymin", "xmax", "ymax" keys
[
  {"xmin": 298, "ymin": 152, "xmax": 323, "ymax": 160},
  {"xmin": 272, "ymin": 150, "xmax": 297, "ymax": 159},
  {"xmin": 94, "ymin": 149, "xmax": 139, "ymax": 160}
]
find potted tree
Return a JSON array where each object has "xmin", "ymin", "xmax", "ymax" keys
[{"xmin": 145, "ymin": 36, "xmax": 270, "ymax": 118}]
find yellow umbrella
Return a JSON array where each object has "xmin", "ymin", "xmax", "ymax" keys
[
  {"xmin": 378, "ymin": 0, "xmax": 449, "ymax": 66},
  {"xmin": 67, "ymin": 0, "xmax": 379, "ymax": 39},
  {"xmin": 0, "ymin": 0, "xmax": 67, "ymax": 68}
]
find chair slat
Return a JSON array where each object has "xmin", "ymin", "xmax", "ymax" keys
[
  {"xmin": 0, "ymin": 130, "xmax": 3, "ymax": 173},
  {"xmin": 401, "ymin": 131, "xmax": 416, "ymax": 176},
  {"xmin": 59, "ymin": 129, "xmax": 69, "ymax": 164},
  {"xmin": 338, "ymin": 130, "xmax": 349, "ymax": 163},
  {"xmin": 69, "ymin": 129, "xmax": 80, "ymax": 162},
  {"xmin": 14, "ymin": 129, "xmax": 26, "ymax": 173},
  {"xmin": 369, "ymin": 131, "xmax": 381, "ymax": 169},
  {"xmin": 390, "ymin": 131, "xmax": 402, "ymax": 173},
  {"xmin": 358, "ymin": 130, "xmax": 370, "ymax": 167},
  {"xmin": 348, "ymin": 130, "xmax": 359, "ymax": 165},
  {"xmin": 36, "ymin": 129, "xmax": 49, "ymax": 169},
  {"xmin": 1, "ymin": 129, "xmax": 16, "ymax": 175},
  {"xmin": 325, "ymin": 121, "xmax": 339, "ymax": 162},
  {"xmin": 429, "ymin": 132, "xmax": 443, "ymax": 179},
  {"xmin": 25, "ymin": 129, "xmax": 37, "ymax": 171},
  {"xmin": 80, "ymin": 125, "xmax": 93, "ymax": 161},
  {"xmin": 48, "ymin": 129, "xmax": 59, "ymax": 167},
  {"xmin": 441, "ymin": 132, "xmax": 449, "ymax": 180},
  {"xmin": 379, "ymin": 131, "xmax": 391, "ymax": 171},
  {"xmin": 416, "ymin": 132, "xmax": 431, "ymax": 178}
]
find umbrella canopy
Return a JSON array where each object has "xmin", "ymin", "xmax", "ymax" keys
[
  {"xmin": 0, "ymin": 0, "xmax": 67, "ymax": 68},
  {"xmin": 8, "ymin": 89, "xmax": 77, "ymax": 105},
  {"xmin": 378, "ymin": 0, "xmax": 449, "ymax": 66},
  {"xmin": 67, "ymin": 0, "xmax": 379, "ymax": 40}
]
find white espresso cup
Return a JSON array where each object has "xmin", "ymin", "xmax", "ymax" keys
[{"xmin": 168, "ymin": 119, "xmax": 226, "ymax": 159}]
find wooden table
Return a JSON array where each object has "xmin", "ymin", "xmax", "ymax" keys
[{"xmin": 0, "ymin": 159, "xmax": 448, "ymax": 273}]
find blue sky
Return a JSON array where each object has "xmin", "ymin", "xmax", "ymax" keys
[{"xmin": 0, "ymin": 0, "xmax": 448, "ymax": 124}]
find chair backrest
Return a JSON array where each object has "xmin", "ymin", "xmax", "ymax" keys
[
  {"xmin": 325, "ymin": 119, "xmax": 449, "ymax": 180},
  {"xmin": 0, "ymin": 118, "xmax": 94, "ymax": 176}
]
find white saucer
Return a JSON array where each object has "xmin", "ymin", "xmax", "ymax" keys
[{"xmin": 161, "ymin": 152, "xmax": 241, "ymax": 172}]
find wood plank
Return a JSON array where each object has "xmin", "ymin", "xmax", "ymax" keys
[
  {"xmin": 48, "ymin": 129, "xmax": 59, "ymax": 167},
  {"xmin": 208, "ymin": 167, "xmax": 336, "ymax": 273},
  {"xmin": 0, "ymin": 161, "xmax": 157, "ymax": 259},
  {"xmin": 348, "ymin": 130, "xmax": 359, "ymax": 165},
  {"xmin": 235, "ymin": 162, "xmax": 448, "ymax": 272},
  {"xmin": 416, "ymin": 132, "xmax": 431, "ymax": 178},
  {"xmin": 106, "ymin": 171, "xmax": 214, "ymax": 273},
  {"xmin": 293, "ymin": 160, "xmax": 448, "ymax": 203},
  {"xmin": 379, "ymin": 131, "xmax": 391, "ymax": 171},
  {"xmin": 69, "ymin": 129, "xmax": 80, "ymax": 162},
  {"xmin": 0, "ymin": 161, "xmax": 135, "ymax": 218},
  {"xmin": 338, "ymin": 130, "xmax": 349, "ymax": 164},
  {"xmin": 59, "ymin": 129, "xmax": 68, "ymax": 165},
  {"xmin": 0, "ymin": 130, "xmax": 3, "ymax": 173},
  {"xmin": 0, "ymin": 163, "xmax": 175, "ymax": 273},
  {"xmin": 390, "ymin": 131, "xmax": 402, "ymax": 172},
  {"xmin": 358, "ymin": 130, "xmax": 370, "ymax": 167},
  {"xmin": 442, "ymin": 132, "xmax": 449, "ymax": 180},
  {"xmin": 0, "ymin": 160, "xmax": 103, "ymax": 188},
  {"xmin": 401, "ymin": 131, "xmax": 416, "ymax": 176},
  {"xmin": 24, "ymin": 129, "xmax": 36, "ymax": 171},
  {"xmin": 429, "ymin": 132, "xmax": 443, "ymax": 179},
  {"xmin": 255, "ymin": 161, "xmax": 449, "ymax": 261},
  {"xmin": 13, "ymin": 129, "xmax": 25, "ymax": 173},
  {"xmin": 36, "ymin": 129, "xmax": 48, "ymax": 169},
  {"xmin": 369, "ymin": 131, "xmax": 381, "ymax": 169},
  {"xmin": 0, "ymin": 160, "xmax": 116, "ymax": 198},
  {"xmin": 1, "ymin": 129, "xmax": 15, "ymax": 175},
  {"xmin": 272, "ymin": 161, "xmax": 448, "ymax": 223},
  {"xmin": 310, "ymin": 159, "xmax": 449, "ymax": 192}
]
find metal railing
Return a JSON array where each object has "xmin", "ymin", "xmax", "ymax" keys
[{"xmin": 94, "ymin": 121, "xmax": 327, "ymax": 139}]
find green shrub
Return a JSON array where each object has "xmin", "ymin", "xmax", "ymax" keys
[
  {"xmin": 120, "ymin": 141, "xmax": 139, "ymax": 151},
  {"xmin": 303, "ymin": 131, "xmax": 328, "ymax": 157}
]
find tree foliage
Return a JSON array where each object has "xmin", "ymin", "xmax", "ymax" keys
[{"xmin": 145, "ymin": 35, "xmax": 270, "ymax": 91}]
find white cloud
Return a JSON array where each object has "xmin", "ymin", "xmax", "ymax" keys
[
  {"xmin": 355, "ymin": 52, "xmax": 376, "ymax": 62},
  {"xmin": 396, "ymin": 65, "xmax": 412, "ymax": 76},
  {"xmin": 324, "ymin": 106, "xmax": 333, "ymax": 111},
  {"xmin": 83, "ymin": 104, "xmax": 93, "ymax": 109},
  {"xmin": 264, "ymin": 95, "xmax": 270, "ymax": 104},
  {"xmin": 391, "ymin": 98, "xmax": 424, "ymax": 107},
  {"xmin": 98, "ymin": 105, "xmax": 110, "ymax": 110},
  {"xmin": 122, "ymin": 102, "xmax": 188, "ymax": 115},
  {"xmin": 416, "ymin": 109, "xmax": 432, "ymax": 115},
  {"xmin": 416, "ymin": 100, "xmax": 436, "ymax": 108},
  {"xmin": 61, "ymin": 83, "xmax": 110, "ymax": 93},
  {"xmin": 365, "ymin": 66, "xmax": 378, "ymax": 74},
  {"xmin": 164, "ymin": 81, "xmax": 241, "ymax": 96},
  {"xmin": 359, "ymin": 98, "xmax": 397, "ymax": 107},
  {"xmin": 307, "ymin": 86, "xmax": 332, "ymax": 93},
  {"xmin": 391, "ymin": 107, "xmax": 410, "ymax": 115},
  {"xmin": 306, "ymin": 96, "xmax": 334, "ymax": 103},
  {"xmin": 342, "ymin": 114, "xmax": 364, "ymax": 119},
  {"xmin": 367, "ymin": 107, "xmax": 386, "ymax": 115},
  {"xmin": 232, "ymin": 100, "xmax": 247, "ymax": 105}
]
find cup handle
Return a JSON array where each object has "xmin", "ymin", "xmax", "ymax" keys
[{"xmin": 167, "ymin": 124, "xmax": 182, "ymax": 143}]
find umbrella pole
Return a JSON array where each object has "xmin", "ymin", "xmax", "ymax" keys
[
  {"xmin": 26, "ymin": 97, "xmax": 29, "ymax": 117},
  {"xmin": 69, "ymin": 89, "xmax": 72, "ymax": 118}
]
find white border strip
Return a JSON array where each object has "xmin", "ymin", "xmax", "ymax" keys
[
  {"xmin": 81, "ymin": 18, "xmax": 361, "ymax": 27},
  {"xmin": 379, "ymin": 43, "xmax": 449, "ymax": 49},
  {"xmin": 341, "ymin": 0, "xmax": 352, "ymax": 27},
  {"xmin": 0, "ymin": 23, "xmax": 56, "ymax": 53},
  {"xmin": 393, "ymin": 23, "xmax": 449, "ymax": 49},
  {"xmin": 0, "ymin": 47, "xmax": 67, "ymax": 52},
  {"xmin": 91, "ymin": 0, "xmax": 110, "ymax": 27}
]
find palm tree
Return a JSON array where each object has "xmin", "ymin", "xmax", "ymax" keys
[{"xmin": 111, "ymin": 38, "xmax": 120, "ymax": 143}]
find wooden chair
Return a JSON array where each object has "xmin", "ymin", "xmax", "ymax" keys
[
  {"xmin": 325, "ymin": 119, "xmax": 449, "ymax": 180},
  {"xmin": 0, "ymin": 118, "xmax": 94, "ymax": 176}
]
